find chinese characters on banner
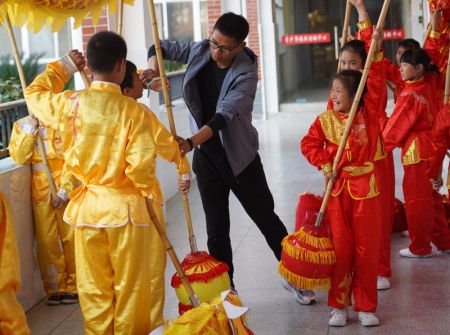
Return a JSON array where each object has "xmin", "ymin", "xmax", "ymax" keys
[
  {"xmin": 281, "ymin": 33, "xmax": 331, "ymax": 45},
  {"xmin": 355, "ymin": 29, "xmax": 405, "ymax": 40},
  {"xmin": 281, "ymin": 29, "xmax": 405, "ymax": 45}
]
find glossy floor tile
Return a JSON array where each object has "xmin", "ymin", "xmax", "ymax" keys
[{"xmin": 26, "ymin": 107, "xmax": 450, "ymax": 334}]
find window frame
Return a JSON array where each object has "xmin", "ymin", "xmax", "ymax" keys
[
  {"xmin": 12, "ymin": 23, "xmax": 71, "ymax": 65},
  {"xmin": 153, "ymin": 0, "xmax": 207, "ymax": 41}
]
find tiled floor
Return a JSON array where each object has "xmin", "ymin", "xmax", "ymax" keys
[{"xmin": 26, "ymin": 107, "xmax": 450, "ymax": 334}]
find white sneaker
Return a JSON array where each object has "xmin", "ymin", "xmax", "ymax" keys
[
  {"xmin": 437, "ymin": 249, "xmax": 450, "ymax": 255},
  {"xmin": 377, "ymin": 276, "xmax": 390, "ymax": 290},
  {"xmin": 149, "ymin": 325, "xmax": 165, "ymax": 335},
  {"xmin": 401, "ymin": 230, "xmax": 409, "ymax": 237},
  {"xmin": 399, "ymin": 248, "xmax": 432, "ymax": 258},
  {"xmin": 281, "ymin": 278, "xmax": 316, "ymax": 305},
  {"xmin": 328, "ymin": 308, "xmax": 348, "ymax": 327},
  {"xmin": 358, "ymin": 312, "xmax": 379, "ymax": 327}
]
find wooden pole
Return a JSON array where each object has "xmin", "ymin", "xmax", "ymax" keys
[
  {"xmin": 422, "ymin": 23, "xmax": 433, "ymax": 48},
  {"xmin": 337, "ymin": 0, "xmax": 352, "ymax": 72},
  {"xmin": 315, "ymin": 0, "xmax": 391, "ymax": 227},
  {"xmin": 117, "ymin": 0, "xmax": 124, "ymax": 35},
  {"xmin": 80, "ymin": 70, "xmax": 91, "ymax": 88},
  {"xmin": 147, "ymin": 0, "xmax": 176, "ymax": 134},
  {"xmin": 147, "ymin": 0, "xmax": 198, "ymax": 254},
  {"xmin": 5, "ymin": 14, "xmax": 58, "ymax": 199},
  {"xmin": 145, "ymin": 198, "xmax": 201, "ymax": 308}
]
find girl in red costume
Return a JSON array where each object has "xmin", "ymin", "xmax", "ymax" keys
[
  {"xmin": 301, "ymin": 37, "xmax": 386, "ymax": 326},
  {"xmin": 384, "ymin": 38, "xmax": 421, "ymax": 101},
  {"xmin": 382, "ymin": 48, "xmax": 450, "ymax": 257},
  {"xmin": 327, "ymin": 0, "xmax": 395, "ymax": 291}
]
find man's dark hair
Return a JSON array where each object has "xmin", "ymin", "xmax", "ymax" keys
[
  {"xmin": 341, "ymin": 40, "xmax": 367, "ymax": 65},
  {"xmin": 87, "ymin": 31, "xmax": 127, "ymax": 73},
  {"xmin": 213, "ymin": 12, "xmax": 249, "ymax": 42},
  {"xmin": 397, "ymin": 38, "xmax": 420, "ymax": 51},
  {"xmin": 120, "ymin": 60, "xmax": 137, "ymax": 92}
]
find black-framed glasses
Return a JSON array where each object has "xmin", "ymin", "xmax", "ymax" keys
[{"xmin": 208, "ymin": 38, "xmax": 241, "ymax": 55}]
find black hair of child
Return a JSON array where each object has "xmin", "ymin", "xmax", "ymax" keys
[
  {"xmin": 87, "ymin": 31, "xmax": 127, "ymax": 73},
  {"xmin": 330, "ymin": 70, "xmax": 367, "ymax": 107},
  {"xmin": 400, "ymin": 48, "xmax": 439, "ymax": 73},
  {"xmin": 120, "ymin": 60, "xmax": 137, "ymax": 92},
  {"xmin": 341, "ymin": 40, "xmax": 367, "ymax": 65},
  {"xmin": 397, "ymin": 38, "xmax": 420, "ymax": 51}
]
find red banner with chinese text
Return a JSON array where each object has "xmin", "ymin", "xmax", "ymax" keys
[{"xmin": 281, "ymin": 33, "xmax": 331, "ymax": 45}]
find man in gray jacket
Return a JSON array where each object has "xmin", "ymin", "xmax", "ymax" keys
[{"xmin": 147, "ymin": 12, "xmax": 314, "ymax": 304}]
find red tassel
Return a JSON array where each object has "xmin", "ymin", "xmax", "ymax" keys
[
  {"xmin": 178, "ymin": 301, "xmax": 193, "ymax": 315},
  {"xmin": 171, "ymin": 251, "xmax": 229, "ymax": 287}
]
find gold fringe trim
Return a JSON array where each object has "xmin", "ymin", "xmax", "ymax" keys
[
  {"xmin": 293, "ymin": 227, "xmax": 334, "ymax": 250},
  {"xmin": 282, "ymin": 236, "xmax": 336, "ymax": 264},
  {"xmin": 321, "ymin": 162, "xmax": 332, "ymax": 175},
  {"xmin": 430, "ymin": 30, "xmax": 441, "ymax": 39},
  {"xmin": 278, "ymin": 262, "xmax": 331, "ymax": 291},
  {"xmin": 5, "ymin": 0, "xmax": 134, "ymax": 32},
  {"xmin": 373, "ymin": 51, "xmax": 384, "ymax": 62},
  {"xmin": 357, "ymin": 18, "xmax": 372, "ymax": 31},
  {"xmin": 342, "ymin": 161, "xmax": 374, "ymax": 177}
]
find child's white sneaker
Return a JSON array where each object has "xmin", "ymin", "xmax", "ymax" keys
[
  {"xmin": 328, "ymin": 308, "xmax": 348, "ymax": 327},
  {"xmin": 377, "ymin": 276, "xmax": 390, "ymax": 290},
  {"xmin": 358, "ymin": 312, "xmax": 379, "ymax": 327},
  {"xmin": 399, "ymin": 248, "xmax": 432, "ymax": 258}
]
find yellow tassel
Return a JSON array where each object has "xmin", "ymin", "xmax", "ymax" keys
[
  {"xmin": 278, "ymin": 262, "xmax": 331, "ymax": 291},
  {"xmin": 293, "ymin": 227, "xmax": 334, "ymax": 249},
  {"xmin": 5, "ymin": 0, "xmax": 134, "ymax": 32},
  {"xmin": 282, "ymin": 238, "xmax": 336, "ymax": 265}
]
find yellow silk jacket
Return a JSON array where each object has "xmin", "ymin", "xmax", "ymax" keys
[
  {"xmin": 24, "ymin": 61, "xmax": 190, "ymax": 227},
  {"xmin": 9, "ymin": 117, "xmax": 76, "ymax": 201}
]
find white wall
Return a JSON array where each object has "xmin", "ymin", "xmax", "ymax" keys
[
  {"xmin": 222, "ymin": 0, "xmax": 246, "ymax": 15},
  {"xmin": 0, "ymin": 159, "xmax": 45, "ymax": 311},
  {"xmin": 408, "ymin": 0, "xmax": 428, "ymax": 43},
  {"xmin": 70, "ymin": 21, "xmax": 85, "ymax": 91},
  {"xmin": 258, "ymin": 0, "xmax": 279, "ymax": 115}
]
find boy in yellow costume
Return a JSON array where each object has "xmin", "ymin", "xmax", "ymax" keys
[
  {"xmin": 120, "ymin": 60, "xmax": 167, "ymax": 330},
  {"xmin": 9, "ymin": 116, "xmax": 78, "ymax": 305},
  {"xmin": 25, "ymin": 31, "xmax": 191, "ymax": 334},
  {"xmin": 0, "ymin": 192, "xmax": 31, "ymax": 335}
]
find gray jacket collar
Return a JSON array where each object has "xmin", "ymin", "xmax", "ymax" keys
[{"xmin": 183, "ymin": 40, "xmax": 257, "ymax": 93}]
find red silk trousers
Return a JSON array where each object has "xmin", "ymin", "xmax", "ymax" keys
[
  {"xmin": 375, "ymin": 153, "xmax": 395, "ymax": 277},
  {"xmin": 403, "ymin": 162, "xmax": 450, "ymax": 254},
  {"xmin": 327, "ymin": 185, "xmax": 382, "ymax": 312}
]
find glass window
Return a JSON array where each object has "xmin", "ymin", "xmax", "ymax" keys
[
  {"xmin": 200, "ymin": 1, "xmax": 209, "ymax": 39},
  {"xmin": 58, "ymin": 22, "xmax": 72, "ymax": 57},
  {"xmin": 155, "ymin": 3, "xmax": 165, "ymax": 38},
  {"xmin": 167, "ymin": 2, "xmax": 194, "ymax": 41},
  {"xmin": 0, "ymin": 26, "xmax": 23, "ymax": 57},
  {"xmin": 28, "ymin": 27, "xmax": 55, "ymax": 58}
]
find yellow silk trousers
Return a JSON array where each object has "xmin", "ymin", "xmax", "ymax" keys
[
  {"xmin": 0, "ymin": 194, "xmax": 31, "ymax": 335},
  {"xmin": 75, "ymin": 224, "xmax": 153, "ymax": 335},
  {"xmin": 148, "ymin": 202, "xmax": 167, "ymax": 330},
  {"xmin": 32, "ymin": 185, "xmax": 76, "ymax": 295}
]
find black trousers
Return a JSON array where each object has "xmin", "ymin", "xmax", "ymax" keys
[{"xmin": 193, "ymin": 147, "xmax": 288, "ymax": 286}]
